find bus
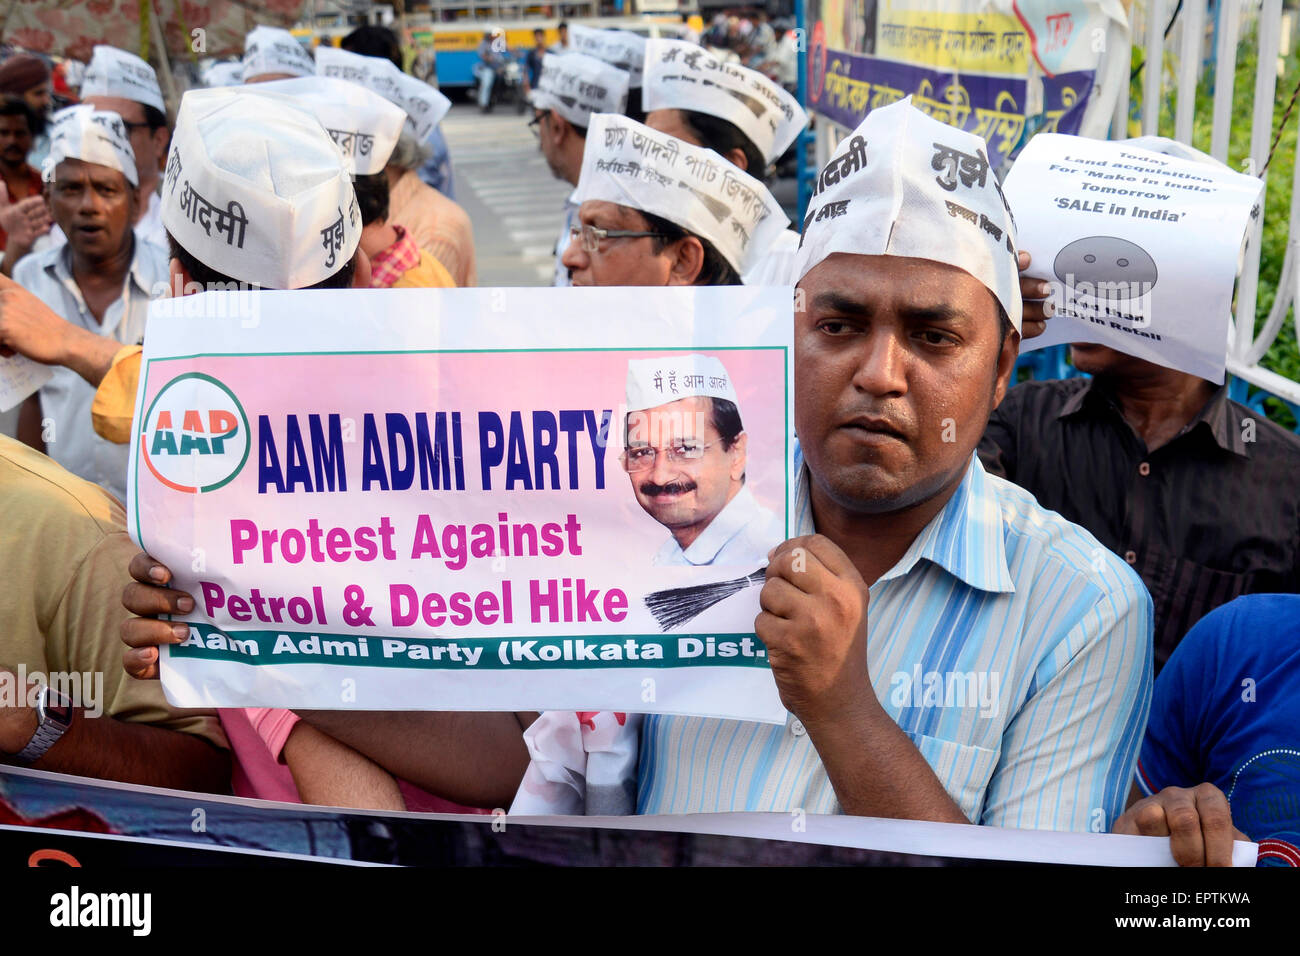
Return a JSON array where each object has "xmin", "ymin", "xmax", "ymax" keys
[{"xmin": 298, "ymin": 12, "xmax": 704, "ymax": 91}]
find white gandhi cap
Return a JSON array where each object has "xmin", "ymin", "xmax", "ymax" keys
[
  {"xmin": 235, "ymin": 76, "xmax": 405, "ymax": 176},
  {"xmin": 161, "ymin": 88, "xmax": 360, "ymax": 290},
  {"xmin": 80, "ymin": 45, "xmax": 165, "ymax": 114},
  {"xmin": 528, "ymin": 52, "xmax": 629, "ymax": 130},
  {"xmin": 793, "ymin": 97, "xmax": 1022, "ymax": 331},
  {"xmin": 243, "ymin": 25, "xmax": 315, "ymax": 81},
  {"xmin": 626, "ymin": 354, "xmax": 739, "ymax": 413},
  {"xmin": 642, "ymin": 38, "xmax": 807, "ymax": 167},
  {"xmin": 47, "ymin": 105, "xmax": 138, "ymax": 187}
]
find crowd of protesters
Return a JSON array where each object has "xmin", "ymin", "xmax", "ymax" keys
[{"xmin": 0, "ymin": 19, "xmax": 1296, "ymax": 868}]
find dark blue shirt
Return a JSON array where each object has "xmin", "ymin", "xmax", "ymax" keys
[{"xmin": 1137, "ymin": 593, "xmax": 1300, "ymax": 866}]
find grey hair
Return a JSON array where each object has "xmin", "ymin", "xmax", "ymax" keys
[{"xmin": 387, "ymin": 128, "xmax": 432, "ymax": 171}]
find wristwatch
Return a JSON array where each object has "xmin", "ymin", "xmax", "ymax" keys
[{"xmin": 13, "ymin": 684, "xmax": 74, "ymax": 765}]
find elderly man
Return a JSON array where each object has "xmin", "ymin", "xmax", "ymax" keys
[
  {"xmin": 79, "ymin": 46, "xmax": 170, "ymax": 247},
  {"xmin": 561, "ymin": 113, "xmax": 787, "ymax": 288},
  {"xmin": 623, "ymin": 354, "xmax": 781, "ymax": 566},
  {"xmin": 528, "ymin": 52, "xmax": 629, "ymax": 286},
  {"xmin": 9, "ymin": 105, "xmax": 165, "ymax": 502}
]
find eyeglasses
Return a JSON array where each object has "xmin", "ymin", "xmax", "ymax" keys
[
  {"xmin": 621, "ymin": 439, "xmax": 726, "ymax": 473},
  {"xmin": 528, "ymin": 113, "xmax": 542, "ymax": 137},
  {"xmin": 119, "ymin": 120, "xmax": 154, "ymax": 133},
  {"xmin": 568, "ymin": 223, "xmax": 670, "ymax": 254}
]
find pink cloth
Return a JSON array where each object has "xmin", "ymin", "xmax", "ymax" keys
[{"xmin": 219, "ymin": 708, "xmax": 490, "ymax": 814}]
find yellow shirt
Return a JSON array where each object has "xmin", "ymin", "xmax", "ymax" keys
[
  {"xmin": 0, "ymin": 435, "xmax": 226, "ymax": 748},
  {"xmin": 91, "ymin": 345, "xmax": 143, "ymax": 446},
  {"xmin": 392, "ymin": 249, "xmax": 456, "ymax": 289}
]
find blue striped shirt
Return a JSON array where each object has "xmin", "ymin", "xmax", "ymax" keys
[{"xmin": 636, "ymin": 451, "xmax": 1153, "ymax": 832}]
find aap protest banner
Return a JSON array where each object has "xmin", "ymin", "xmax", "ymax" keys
[
  {"xmin": 127, "ymin": 287, "xmax": 794, "ymax": 722},
  {"xmin": 1005, "ymin": 134, "xmax": 1265, "ymax": 381}
]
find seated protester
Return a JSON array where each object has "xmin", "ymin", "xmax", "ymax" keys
[
  {"xmin": 10, "ymin": 105, "xmax": 166, "ymax": 503},
  {"xmin": 241, "ymin": 25, "xmax": 315, "ymax": 84},
  {"xmin": 561, "ymin": 113, "xmax": 789, "ymax": 288},
  {"xmin": 977, "ymin": 342, "xmax": 1300, "ymax": 674},
  {"xmin": 316, "ymin": 46, "xmax": 475, "ymax": 287},
  {"xmin": 233, "ymin": 76, "xmax": 453, "ymax": 289},
  {"xmin": 120, "ymin": 101, "xmax": 1154, "ymax": 833},
  {"xmin": 0, "ymin": 434, "xmax": 229, "ymax": 791},
  {"xmin": 1114, "ymin": 594, "xmax": 1299, "ymax": 867},
  {"xmin": 641, "ymin": 38, "xmax": 806, "ymax": 286},
  {"xmin": 528, "ymin": 52, "xmax": 629, "ymax": 286},
  {"xmin": 80, "ymin": 46, "xmax": 171, "ymax": 249}
]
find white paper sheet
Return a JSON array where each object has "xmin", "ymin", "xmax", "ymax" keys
[
  {"xmin": 1005, "ymin": 133, "xmax": 1264, "ymax": 381},
  {"xmin": 0, "ymin": 353, "xmax": 52, "ymax": 413}
]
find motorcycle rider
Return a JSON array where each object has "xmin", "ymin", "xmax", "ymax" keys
[{"xmin": 474, "ymin": 28, "xmax": 508, "ymax": 111}]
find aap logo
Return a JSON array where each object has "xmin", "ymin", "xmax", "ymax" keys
[{"xmin": 141, "ymin": 373, "xmax": 250, "ymax": 493}]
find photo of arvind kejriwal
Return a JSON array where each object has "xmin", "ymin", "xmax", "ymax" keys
[{"xmin": 622, "ymin": 354, "xmax": 784, "ymax": 567}]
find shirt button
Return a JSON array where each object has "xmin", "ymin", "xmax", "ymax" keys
[
  {"xmin": 790, "ymin": 718, "xmax": 806, "ymax": 737},
  {"xmin": 1138, "ymin": 461, "xmax": 1151, "ymax": 476},
  {"xmin": 1124, "ymin": 550, "xmax": 1137, "ymax": 564}
]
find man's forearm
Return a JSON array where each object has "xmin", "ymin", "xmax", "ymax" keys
[
  {"xmin": 295, "ymin": 710, "xmax": 532, "ymax": 808},
  {"xmin": 804, "ymin": 698, "xmax": 970, "ymax": 823},
  {"xmin": 282, "ymin": 722, "xmax": 405, "ymax": 811},
  {"xmin": 5, "ymin": 709, "xmax": 231, "ymax": 794},
  {"xmin": 57, "ymin": 323, "xmax": 123, "ymax": 388}
]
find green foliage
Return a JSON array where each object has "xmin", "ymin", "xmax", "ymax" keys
[{"xmin": 1130, "ymin": 18, "xmax": 1300, "ymax": 427}]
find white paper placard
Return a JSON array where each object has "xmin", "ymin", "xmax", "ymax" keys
[{"xmin": 1005, "ymin": 133, "xmax": 1264, "ymax": 382}]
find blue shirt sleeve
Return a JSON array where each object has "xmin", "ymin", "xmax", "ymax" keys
[{"xmin": 1136, "ymin": 603, "xmax": 1226, "ymax": 794}]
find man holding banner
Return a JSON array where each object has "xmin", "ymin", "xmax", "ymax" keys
[{"xmin": 117, "ymin": 99, "xmax": 1147, "ymax": 834}]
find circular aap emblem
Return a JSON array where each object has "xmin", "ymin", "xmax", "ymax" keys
[{"xmin": 140, "ymin": 373, "xmax": 250, "ymax": 494}]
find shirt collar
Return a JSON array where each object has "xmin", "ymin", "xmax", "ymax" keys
[
  {"xmin": 794, "ymin": 447, "xmax": 1015, "ymax": 594},
  {"xmin": 48, "ymin": 233, "xmax": 156, "ymax": 294},
  {"xmin": 657, "ymin": 484, "xmax": 764, "ymax": 565},
  {"xmin": 45, "ymin": 235, "xmax": 158, "ymax": 338},
  {"xmin": 1056, "ymin": 376, "xmax": 1248, "ymax": 458}
]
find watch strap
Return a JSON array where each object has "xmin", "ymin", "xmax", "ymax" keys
[{"xmin": 14, "ymin": 685, "xmax": 73, "ymax": 765}]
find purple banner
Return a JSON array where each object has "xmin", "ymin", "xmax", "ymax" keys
[{"xmin": 807, "ymin": 46, "xmax": 1093, "ymax": 166}]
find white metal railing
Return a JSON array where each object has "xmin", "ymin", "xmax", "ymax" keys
[{"xmin": 810, "ymin": 0, "xmax": 1300, "ymax": 403}]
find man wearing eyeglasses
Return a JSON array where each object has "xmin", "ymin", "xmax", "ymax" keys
[
  {"xmin": 622, "ymin": 354, "xmax": 781, "ymax": 567},
  {"xmin": 527, "ymin": 53, "xmax": 629, "ymax": 287},
  {"xmin": 560, "ymin": 114, "xmax": 788, "ymax": 290}
]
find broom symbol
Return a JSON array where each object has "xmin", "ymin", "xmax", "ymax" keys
[{"xmin": 643, "ymin": 567, "xmax": 767, "ymax": 631}]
